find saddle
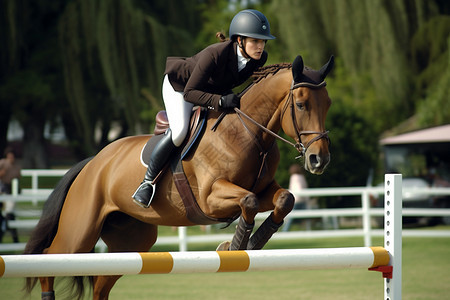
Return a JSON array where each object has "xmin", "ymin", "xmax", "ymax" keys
[
  {"xmin": 141, "ymin": 107, "xmax": 205, "ymax": 165},
  {"xmin": 140, "ymin": 107, "xmax": 236, "ymax": 225}
]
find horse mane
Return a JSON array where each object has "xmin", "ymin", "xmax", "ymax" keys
[
  {"xmin": 238, "ymin": 63, "xmax": 292, "ymax": 97},
  {"xmin": 251, "ymin": 63, "xmax": 292, "ymax": 84}
]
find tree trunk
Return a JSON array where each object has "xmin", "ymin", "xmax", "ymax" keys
[
  {"xmin": 22, "ymin": 118, "xmax": 49, "ymax": 169},
  {"xmin": 0, "ymin": 102, "xmax": 11, "ymax": 153}
]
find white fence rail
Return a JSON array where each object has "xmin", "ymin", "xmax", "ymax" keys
[{"xmin": 1, "ymin": 170, "xmax": 450, "ymax": 252}]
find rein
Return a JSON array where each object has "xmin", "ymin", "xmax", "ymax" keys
[{"xmin": 234, "ymin": 107, "xmax": 297, "ymax": 151}]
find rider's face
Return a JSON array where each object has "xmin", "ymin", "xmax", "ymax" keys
[{"xmin": 238, "ymin": 37, "xmax": 266, "ymax": 60}]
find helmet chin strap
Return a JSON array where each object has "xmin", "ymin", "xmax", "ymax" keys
[{"xmin": 238, "ymin": 37, "xmax": 251, "ymax": 59}]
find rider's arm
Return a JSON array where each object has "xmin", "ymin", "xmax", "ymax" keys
[{"xmin": 183, "ymin": 51, "xmax": 222, "ymax": 111}]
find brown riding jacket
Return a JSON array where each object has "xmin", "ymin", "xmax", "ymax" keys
[{"xmin": 164, "ymin": 40, "xmax": 268, "ymax": 111}]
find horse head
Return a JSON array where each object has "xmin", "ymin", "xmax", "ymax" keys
[{"xmin": 280, "ymin": 55, "xmax": 334, "ymax": 175}]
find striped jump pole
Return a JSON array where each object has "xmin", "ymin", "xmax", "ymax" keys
[
  {"xmin": 0, "ymin": 174, "xmax": 402, "ymax": 299},
  {"xmin": 0, "ymin": 246, "xmax": 389, "ymax": 278}
]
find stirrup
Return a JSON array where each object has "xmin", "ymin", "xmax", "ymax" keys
[{"xmin": 132, "ymin": 181, "xmax": 156, "ymax": 208}]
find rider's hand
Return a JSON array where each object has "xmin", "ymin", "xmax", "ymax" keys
[{"xmin": 219, "ymin": 93, "xmax": 240, "ymax": 109}]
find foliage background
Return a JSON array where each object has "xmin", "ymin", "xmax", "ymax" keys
[{"xmin": 1, "ymin": 0, "xmax": 449, "ymax": 197}]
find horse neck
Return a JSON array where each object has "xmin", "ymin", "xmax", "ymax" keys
[{"xmin": 239, "ymin": 71, "xmax": 290, "ymax": 147}]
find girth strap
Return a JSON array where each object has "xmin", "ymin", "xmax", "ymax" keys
[{"xmin": 171, "ymin": 156, "xmax": 239, "ymax": 225}]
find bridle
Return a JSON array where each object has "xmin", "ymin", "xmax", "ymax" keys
[
  {"xmin": 283, "ymin": 80, "xmax": 330, "ymax": 158},
  {"xmin": 235, "ymin": 79, "xmax": 330, "ymax": 159}
]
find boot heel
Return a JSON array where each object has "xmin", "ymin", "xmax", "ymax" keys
[{"xmin": 133, "ymin": 198, "xmax": 151, "ymax": 208}]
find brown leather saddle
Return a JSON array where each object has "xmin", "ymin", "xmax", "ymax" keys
[
  {"xmin": 141, "ymin": 107, "xmax": 205, "ymax": 166},
  {"xmin": 141, "ymin": 107, "xmax": 236, "ymax": 225}
]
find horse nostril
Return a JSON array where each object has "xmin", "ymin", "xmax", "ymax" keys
[{"xmin": 309, "ymin": 154, "xmax": 320, "ymax": 167}]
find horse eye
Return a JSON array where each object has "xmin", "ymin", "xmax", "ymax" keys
[{"xmin": 296, "ymin": 102, "xmax": 305, "ymax": 110}]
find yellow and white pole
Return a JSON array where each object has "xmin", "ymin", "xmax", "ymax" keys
[{"xmin": 0, "ymin": 247, "xmax": 389, "ymax": 278}]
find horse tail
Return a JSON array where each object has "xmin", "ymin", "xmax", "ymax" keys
[{"xmin": 23, "ymin": 157, "xmax": 94, "ymax": 297}]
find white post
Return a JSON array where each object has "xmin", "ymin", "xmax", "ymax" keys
[
  {"xmin": 362, "ymin": 189, "xmax": 371, "ymax": 247},
  {"xmin": 12, "ymin": 178, "xmax": 19, "ymax": 196},
  {"xmin": 31, "ymin": 171, "xmax": 38, "ymax": 192},
  {"xmin": 32, "ymin": 171, "xmax": 39, "ymax": 206},
  {"xmin": 178, "ymin": 226, "xmax": 188, "ymax": 252},
  {"xmin": 384, "ymin": 174, "xmax": 402, "ymax": 300}
]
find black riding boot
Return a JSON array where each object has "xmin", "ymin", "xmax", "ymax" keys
[{"xmin": 133, "ymin": 129, "xmax": 176, "ymax": 208}]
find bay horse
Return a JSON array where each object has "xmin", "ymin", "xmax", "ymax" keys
[{"xmin": 24, "ymin": 55, "xmax": 334, "ymax": 300}]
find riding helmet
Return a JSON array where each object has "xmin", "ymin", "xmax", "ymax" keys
[{"xmin": 229, "ymin": 9, "xmax": 276, "ymax": 40}]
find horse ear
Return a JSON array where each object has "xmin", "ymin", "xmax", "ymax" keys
[
  {"xmin": 319, "ymin": 55, "xmax": 334, "ymax": 80},
  {"xmin": 292, "ymin": 55, "xmax": 304, "ymax": 83}
]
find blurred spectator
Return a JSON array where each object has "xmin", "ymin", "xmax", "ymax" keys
[
  {"xmin": 0, "ymin": 147, "xmax": 21, "ymax": 243},
  {"xmin": 429, "ymin": 167, "xmax": 450, "ymax": 210}
]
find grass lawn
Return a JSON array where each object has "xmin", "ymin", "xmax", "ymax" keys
[{"xmin": 0, "ymin": 235, "xmax": 449, "ymax": 299}]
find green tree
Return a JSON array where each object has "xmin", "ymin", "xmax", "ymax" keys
[
  {"xmin": 267, "ymin": 0, "xmax": 449, "ymax": 190},
  {"xmin": 413, "ymin": 17, "xmax": 450, "ymax": 127},
  {"xmin": 0, "ymin": 1, "xmax": 68, "ymax": 167},
  {"xmin": 268, "ymin": 0, "xmax": 443, "ymax": 133},
  {"xmin": 57, "ymin": 0, "xmax": 201, "ymax": 156},
  {"xmin": 1, "ymin": 0, "xmax": 203, "ymax": 163},
  {"xmin": 1, "ymin": 0, "xmax": 448, "ymax": 184}
]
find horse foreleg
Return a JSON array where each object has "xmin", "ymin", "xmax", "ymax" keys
[
  {"xmin": 39, "ymin": 277, "xmax": 55, "ymax": 300},
  {"xmin": 247, "ymin": 211, "xmax": 283, "ymax": 250},
  {"xmin": 247, "ymin": 182, "xmax": 294, "ymax": 250},
  {"xmin": 230, "ymin": 214, "xmax": 255, "ymax": 250},
  {"xmin": 208, "ymin": 179, "xmax": 258, "ymax": 250}
]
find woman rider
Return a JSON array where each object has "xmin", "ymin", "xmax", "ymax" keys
[{"xmin": 133, "ymin": 9, "xmax": 276, "ymax": 208}]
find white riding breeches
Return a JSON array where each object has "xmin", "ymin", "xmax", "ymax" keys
[{"xmin": 162, "ymin": 75, "xmax": 194, "ymax": 147}]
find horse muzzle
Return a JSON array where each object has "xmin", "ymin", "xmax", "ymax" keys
[
  {"xmin": 304, "ymin": 151, "xmax": 330, "ymax": 175},
  {"xmin": 294, "ymin": 131, "xmax": 330, "ymax": 175}
]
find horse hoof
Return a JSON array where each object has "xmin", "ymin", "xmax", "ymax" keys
[{"xmin": 216, "ymin": 241, "xmax": 231, "ymax": 251}]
